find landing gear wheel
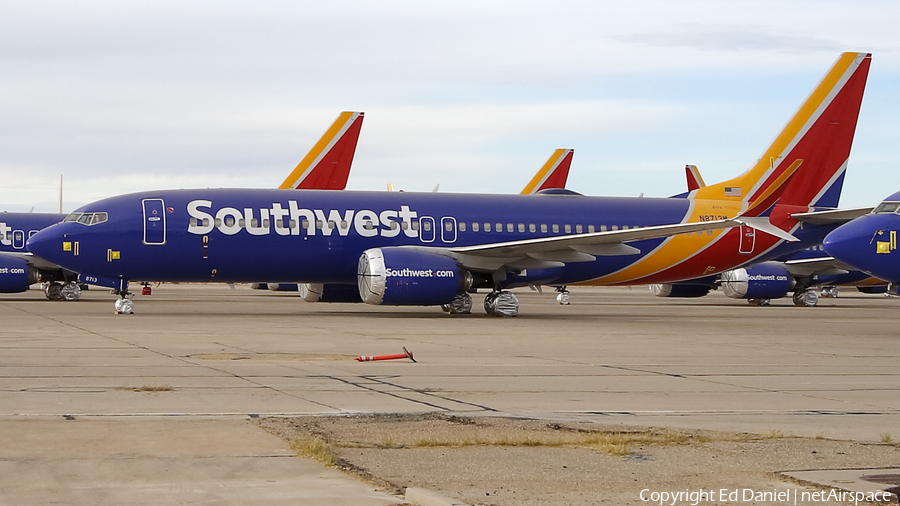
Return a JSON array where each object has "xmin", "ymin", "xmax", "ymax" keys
[
  {"xmin": 555, "ymin": 286, "xmax": 570, "ymax": 305},
  {"xmin": 60, "ymin": 282, "xmax": 82, "ymax": 301},
  {"xmin": 44, "ymin": 282, "xmax": 63, "ymax": 301},
  {"xmin": 792, "ymin": 290, "xmax": 819, "ymax": 307},
  {"xmin": 484, "ymin": 291, "xmax": 519, "ymax": 317},
  {"xmin": 747, "ymin": 298, "xmax": 771, "ymax": 306},
  {"xmin": 446, "ymin": 292, "xmax": 473, "ymax": 314},
  {"xmin": 820, "ymin": 286, "xmax": 838, "ymax": 298},
  {"xmin": 114, "ymin": 297, "xmax": 134, "ymax": 314}
]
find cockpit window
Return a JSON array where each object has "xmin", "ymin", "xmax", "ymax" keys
[
  {"xmin": 873, "ymin": 202, "xmax": 900, "ymax": 214},
  {"xmin": 63, "ymin": 212, "xmax": 109, "ymax": 225}
]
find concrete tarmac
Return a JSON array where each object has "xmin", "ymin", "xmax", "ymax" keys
[{"xmin": 1, "ymin": 284, "xmax": 899, "ymax": 503}]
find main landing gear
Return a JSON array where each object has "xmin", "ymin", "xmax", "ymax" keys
[
  {"xmin": 42, "ymin": 281, "xmax": 83, "ymax": 301},
  {"xmin": 555, "ymin": 286, "xmax": 570, "ymax": 305},
  {"xmin": 441, "ymin": 292, "xmax": 474, "ymax": 314},
  {"xmin": 484, "ymin": 290, "xmax": 519, "ymax": 317},
  {"xmin": 792, "ymin": 289, "xmax": 819, "ymax": 307}
]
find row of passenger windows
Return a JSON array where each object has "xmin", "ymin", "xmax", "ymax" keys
[{"xmin": 190, "ymin": 217, "xmax": 640, "ymax": 234}]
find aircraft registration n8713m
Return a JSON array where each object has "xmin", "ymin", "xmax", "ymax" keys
[{"xmin": 27, "ymin": 53, "xmax": 871, "ymax": 315}]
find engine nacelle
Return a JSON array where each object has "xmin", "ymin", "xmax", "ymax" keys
[
  {"xmin": 357, "ymin": 247, "xmax": 472, "ymax": 306},
  {"xmin": 267, "ymin": 283, "xmax": 298, "ymax": 291},
  {"xmin": 0, "ymin": 257, "xmax": 38, "ymax": 293},
  {"xmin": 649, "ymin": 283, "xmax": 711, "ymax": 298},
  {"xmin": 300, "ymin": 283, "xmax": 362, "ymax": 303},
  {"xmin": 721, "ymin": 262, "xmax": 794, "ymax": 300}
]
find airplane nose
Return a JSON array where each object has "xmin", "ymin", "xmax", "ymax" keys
[
  {"xmin": 822, "ymin": 224, "xmax": 859, "ymax": 262},
  {"xmin": 26, "ymin": 225, "xmax": 65, "ymax": 264},
  {"xmin": 824, "ymin": 214, "xmax": 900, "ymax": 283}
]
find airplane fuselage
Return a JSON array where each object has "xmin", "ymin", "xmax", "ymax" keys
[{"xmin": 28, "ymin": 188, "xmax": 828, "ymax": 290}]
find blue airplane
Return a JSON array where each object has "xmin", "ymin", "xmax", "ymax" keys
[
  {"xmin": 650, "ymin": 166, "xmax": 880, "ymax": 306},
  {"xmin": 823, "ymin": 190, "xmax": 900, "ymax": 288},
  {"xmin": 0, "ymin": 211, "xmax": 80, "ymax": 299},
  {"xmin": 0, "ymin": 112, "xmax": 365, "ymax": 301},
  {"xmin": 25, "ymin": 53, "xmax": 872, "ymax": 316}
]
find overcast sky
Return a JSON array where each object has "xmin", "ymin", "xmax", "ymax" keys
[{"xmin": 1, "ymin": 1, "xmax": 898, "ymax": 213}]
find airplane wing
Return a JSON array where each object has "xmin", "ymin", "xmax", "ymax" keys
[
  {"xmin": 402, "ymin": 216, "xmax": 797, "ymax": 273},
  {"xmin": 279, "ymin": 111, "xmax": 364, "ymax": 190},
  {"xmin": 520, "ymin": 149, "xmax": 573, "ymax": 195},
  {"xmin": 0, "ymin": 251, "xmax": 62, "ymax": 271},
  {"xmin": 781, "ymin": 255, "xmax": 856, "ymax": 277},
  {"xmin": 791, "ymin": 207, "xmax": 873, "ymax": 225}
]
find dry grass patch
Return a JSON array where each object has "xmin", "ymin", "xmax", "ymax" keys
[
  {"xmin": 261, "ymin": 414, "xmax": 771, "ymax": 457},
  {"xmin": 290, "ymin": 437, "xmax": 339, "ymax": 467}
]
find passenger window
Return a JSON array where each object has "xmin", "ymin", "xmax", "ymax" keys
[
  {"xmin": 601, "ymin": 225, "xmax": 607, "ymax": 232},
  {"xmin": 484, "ymin": 223, "xmax": 491, "ymax": 232},
  {"xmin": 423, "ymin": 221, "xmax": 432, "ymax": 232},
  {"xmin": 238, "ymin": 219, "xmax": 246, "ymax": 227},
  {"xmin": 507, "ymin": 223, "xmax": 514, "ymax": 233},
  {"xmin": 459, "ymin": 222, "xmax": 466, "ymax": 232},
  {"xmin": 552, "ymin": 224, "xmax": 559, "ymax": 233},
  {"xmin": 472, "ymin": 222, "xmax": 479, "ymax": 232},
  {"xmin": 588, "ymin": 225, "xmax": 595, "ymax": 233},
  {"xmin": 611, "ymin": 225, "xmax": 618, "ymax": 231},
  {"xmin": 250, "ymin": 219, "xmax": 258, "ymax": 227},
  {"xmin": 529, "ymin": 224, "xmax": 536, "ymax": 233},
  {"xmin": 576, "ymin": 224, "xmax": 583, "ymax": 233},
  {"xmin": 215, "ymin": 218, "xmax": 222, "ymax": 227},
  {"xmin": 541, "ymin": 224, "xmax": 547, "ymax": 233},
  {"xmin": 496, "ymin": 223, "xmax": 503, "ymax": 232},
  {"xmin": 564, "ymin": 224, "xmax": 571, "ymax": 233},
  {"xmin": 412, "ymin": 221, "xmax": 419, "ymax": 230},
  {"xmin": 445, "ymin": 221, "xmax": 452, "ymax": 232},
  {"xmin": 517, "ymin": 223, "xmax": 525, "ymax": 233}
]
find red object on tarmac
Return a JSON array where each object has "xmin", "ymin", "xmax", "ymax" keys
[
  {"xmin": 141, "ymin": 286, "xmax": 151, "ymax": 295},
  {"xmin": 355, "ymin": 347, "xmax": 416, "ymax": 363}
]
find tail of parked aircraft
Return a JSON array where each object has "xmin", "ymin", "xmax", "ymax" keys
[
  {"xmin": 685, "ymin": 165, "xmax": 705, "ymax": 191},
  {"xmin": 520, "ymin": 149, "xmax": 574, "ymax": 195},
  {"xmin": 279, "ymin": 111, "xmax": 365, "ymax": 190},
  {"xmin": 694, "ymin": 52, "xmax": 871, "ymax": 215}
]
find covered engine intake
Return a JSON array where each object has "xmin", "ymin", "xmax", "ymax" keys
[
  {"xmin": 649, "ymin": 283, "xmax": 712, "ymax": 298},
  {"xmin": 300, "ymin": 283, "xmax": 362, "ymax": 303},
  {"xmin": 357, "ymin": 247, "xmax": 472, "ymax": 305},
  {"xmin": 721, "ymin": 262, "xmax": 794, "ymax": 300}
]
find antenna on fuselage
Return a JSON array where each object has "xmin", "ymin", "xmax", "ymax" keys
[{"xmin": 57, "ymin": 175, "xmax": 63, "ymax": 214}]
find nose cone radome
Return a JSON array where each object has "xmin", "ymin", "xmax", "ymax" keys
[
  {"xmin": 26, "ymin": 224, "xmax": 69, "ymax": 266},
  {"xmin": 824, "ymin": 215, "xmax": 900, "ymax": 283}
]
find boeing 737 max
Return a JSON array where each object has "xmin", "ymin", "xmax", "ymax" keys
[{"xmin": 26, "ymin": 53, "xmax": 872, "ymax": 315}]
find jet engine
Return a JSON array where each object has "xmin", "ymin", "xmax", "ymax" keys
[
  {"xmin": 357, "ymin": 247, "xmax": 472, "ymax": 306},
  {"xmin": 0, "ymin": 257, "xmax": 38, "ymax": 293},
  {"xmin": 300, "ymin": 283, "xmax": 362, "ymax": 303},
  {"xmin": 721, "ymin": 262, "xmax": 794, "ymax": 300},
  {"xmin": 649, "ymin": 283, "xmax": 712, "ymax": 298}
]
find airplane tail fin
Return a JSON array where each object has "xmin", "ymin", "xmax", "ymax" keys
[
  {"xmin": 279, "ymin": 111, "xmax": 365, "ymax": 190},
  {"xmin": 521, "ymin": 149, "xmax": 573, "ymax": 195},
  {"xmin": 685, "ymin": 165, "xmax": 705, "ymax": 191},
  {"xmin": 695, "ymin": 53, "xmax": 871, "ymax": 216}
]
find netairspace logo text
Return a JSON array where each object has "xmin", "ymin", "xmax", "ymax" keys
[{"xmin": 639, "ymin": 487, "xmax": 894, "ymax": 505}]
